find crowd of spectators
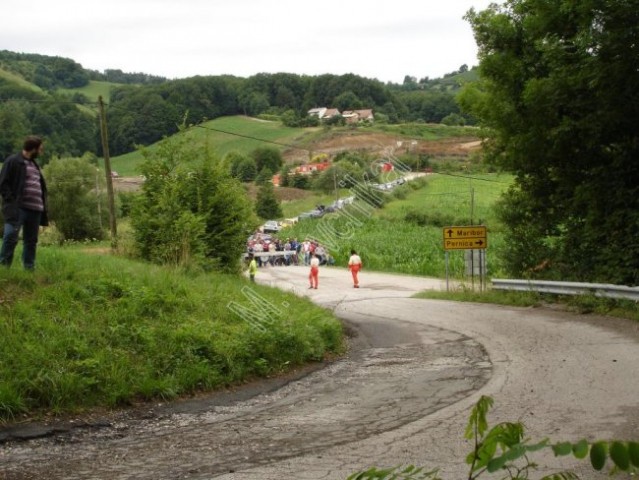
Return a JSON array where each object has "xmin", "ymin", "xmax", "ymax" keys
[{"xmin": 247, "ymin": 233, "xmax": 334, "ymax": 267}]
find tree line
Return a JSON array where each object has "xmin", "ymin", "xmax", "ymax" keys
[
  {"xmin": 0, "ymin": 49, "xmax": 473, "ymax": 159},
  {"xmin": 104, "ymin": 71, "xmax": 472, "ymax": 156}
]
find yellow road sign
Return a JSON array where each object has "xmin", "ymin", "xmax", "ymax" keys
[{"xmin": 443, "ymin": 225, "xmax": 487, "ymax": 250}]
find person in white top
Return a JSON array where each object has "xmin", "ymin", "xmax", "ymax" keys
[
  {"xmin": 348, "ymin": 249, "xmax": 363, "ymax": 288},
  {"xmin": 309, "ymin": 254, "xmax": 320, "ymax": 289}
]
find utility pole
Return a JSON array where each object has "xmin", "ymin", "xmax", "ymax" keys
[{"xmin": 98, "ymin": 96, "xmax": 118, "ymax": 249}]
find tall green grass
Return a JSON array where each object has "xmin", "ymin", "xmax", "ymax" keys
[
  {"xmin": 280, "ymin": 173, "xmax": 512, "ymax": 278},
  {"xmin": 0, "ymin": 247, "xmax": 343, "ymax": 421}
]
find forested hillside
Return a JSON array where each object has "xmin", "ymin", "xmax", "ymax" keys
[{"xmin": 0, "ymin": 49, "xmax": 474, "ymax": 160}]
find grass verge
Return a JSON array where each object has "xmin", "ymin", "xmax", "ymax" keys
[
  {"xmin": 413, "ymin": 288, "xmax": 639, "ymax": 321},
  {"xmin": 0, "ymin": 246, "xmax": 344, "ymax": 423}
]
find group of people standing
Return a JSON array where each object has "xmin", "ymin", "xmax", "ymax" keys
[
  {"xmin": 248, "ymin": 247, "xmax": 363, "ymax": 290},
  {"xmin": 247, "ymin": 235, "xmax": 334, "ymax": 268}
]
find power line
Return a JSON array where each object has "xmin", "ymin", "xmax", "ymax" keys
[
  {"xmin": 437, "ymin": 172, "xmax": 511, "ymax": 184},
  {"xmin": 193, "ymin": 124, "xmax": 311, "ymax": 152},
  {"xmin": 0, "ymin": 97, "xmax": 99, "ymax": 107}
]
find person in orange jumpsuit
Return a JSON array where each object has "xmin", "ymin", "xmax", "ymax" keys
[
  {"xmin": 308, "ymin": 253, "xmax": 320, "ymax": 289},
  {"xmin": 348, "ymin": 249, "xmax": 362, "ymax": 288}
]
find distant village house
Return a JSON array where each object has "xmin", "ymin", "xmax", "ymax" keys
[
  {"xmin": 307, "ymin": 107, "xmax": 374, "ymax": 123},
  {"xmin": 342, "ymin": 109, "xmax": 374, "ymax": 124},
  {"xmin": 272, "ymin": 160, "xmax": 332, "ymax": 187}
]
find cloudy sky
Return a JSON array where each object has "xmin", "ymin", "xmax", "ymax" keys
[{"xmin": 2, "ymin": 0, "xmax": 494, "ymax": 84}]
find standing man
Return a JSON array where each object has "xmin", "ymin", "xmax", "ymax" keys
[
  {"xmin": 348, "ymin": 249, "xmax": 363, "ymax": 288},
  {"xmin": 0, "ymin": 136, "xmax": 48, "ymax": 270}
]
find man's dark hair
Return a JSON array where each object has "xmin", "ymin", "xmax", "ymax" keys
[{"xmin": 23, "ymin": 136, "xmax": 43, "ymax": 152}]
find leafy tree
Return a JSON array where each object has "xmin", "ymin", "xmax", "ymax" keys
[
  {"xmin": 441, "ymin": 113, "xmax": 466, "ymax": 126},
  {"xmin": 274, "ymin": 85, "xmax": 298, "ymax": 110},
  {"xmin": 279, "ymin": 164, "xmax": 292, "ymax": 187},
  {"xmin": 280, "ymin": 109, "xmax": 299, "ymax": 127},
  {"xmin": 107, "ymin": 89, "xmax": 181, "ymax": 155},
  {"xmin": 226, "ymin": 151, "xmax": 257, "ymax": 182},
  {"xmin": 334, "ymin": 90, "xmax": 363, "ymax": 111},
  {"xmin": 313, "ymin": 162, "xmax": 365, "ymax": 194},
  {"xmin": 255, "ymin": 181, "xmax": 282, "ymax": 220},
  {"xmin": 251, "ymin": 146, "xmax": 283, "ymax": 173},
  {"xmin": 324, "ymin": 114, "xmax": 345, "ymax": 126},
  {"xmin": 0, "ymin": 93, "xmax": 96, "ymax": 162},
  {"xmin": 291, "ymin": 173, "xmax": 311, "ymax": 189},
  {"xmin": 238, "ymin": 91, "xmax": 270, "ymax": 116},
  {"xmin": 131, "ymin": 132, "xmax": 257, "ymax": 272},
  {"xmin": 0, "ymin": 100, "xmax": 30, "ymax": 159},
  {"xmin": 461, "ymin": 0, "xmax": 639, "ymax": 285},
  {"xmin": 255, "ymin": 166, "xmax": 274, "ymax": 186},
  {"xmin": 44, "ymin": 155, "xmax": 107, "ymax": 242}
]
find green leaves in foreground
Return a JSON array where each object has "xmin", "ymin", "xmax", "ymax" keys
[
  {"xmin": 347, "ymin": 395, "xmax": 638, "ymax": 479},
  {"xmin": 346, "ymin": 465, "xmax": 441, "ymax": 480}
]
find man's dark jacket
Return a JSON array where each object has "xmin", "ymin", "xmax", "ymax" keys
[{"xmin": 0, "ymin": 153, "xmax": 49, "ymax": 226}]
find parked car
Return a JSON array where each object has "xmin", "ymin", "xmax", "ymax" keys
[
  {"xmin": 280, "ymin": 218, "xmax": 298, "ymax": 229},
  {"xmin": 262, "ymin": 220, "xmax": 280, "ymax": 233}
]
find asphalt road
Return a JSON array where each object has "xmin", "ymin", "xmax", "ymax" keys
[{"xmin": 2, "ymin": 266, "xmax": 638, "ymax": 479}]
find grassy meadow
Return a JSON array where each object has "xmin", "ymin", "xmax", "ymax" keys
[
  {"xmin": 0, "ymin": 67, "xmax": 44, "ymax": 93},
  {"xmin": 110, "ymin": 116, "xmax": 315, "ymax": 176},
  {"xmin": 371, "ymin": 122, "xmax": 480, "ymax": 141},
  {"xmin": 0, "ymin": 247, "xmax": 343, "ymax": 421},
  {"xmin": 59, "ymin": 80, "xmax": 120, "ymax": 103}
]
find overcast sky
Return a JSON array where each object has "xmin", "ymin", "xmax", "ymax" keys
[{"xmin": 2, "ymin": 0, "xmax": 494, "ymax": 84}]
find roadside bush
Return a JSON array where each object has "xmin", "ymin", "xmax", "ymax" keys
[
  {"xmin": 404, "ymin": 210, "xmax": 458, "ymax": 227},
  {"xmin": 44, "ymin": 155, "xmax": 107, "ymax": 242},
  {"xmin": 131, "ymin": 133, "xmax": 257, "ymax": 272},
  {"xmin": 117, "ymin": 191, "xmax": 138, "ymax": 218}
]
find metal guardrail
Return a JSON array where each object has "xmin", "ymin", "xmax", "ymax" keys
[{"xmin": 491, "ymin": 279, "xmax": 639, "ymax": 301}]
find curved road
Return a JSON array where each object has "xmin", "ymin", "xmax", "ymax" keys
[{"xmin": 2, "ymin": 266, "xmax": 638, "ymax": 479}]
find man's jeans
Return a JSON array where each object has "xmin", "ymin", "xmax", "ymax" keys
[{"xmin": 0, "ymin": 208, "xmax": 42, "ymax": 269}]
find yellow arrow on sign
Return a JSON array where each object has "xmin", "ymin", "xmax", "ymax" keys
[{"xmin": 443, "ymin": 226, "xmax": 487, "ymax": 239}]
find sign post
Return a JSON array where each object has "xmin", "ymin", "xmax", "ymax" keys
[
  {"xmin": 443, "ymin": 226, "xmax": 488, "ymax": 291},
  {"xmin": 443, "ymin": 226, "xmax": 487, "ymax": 251}
]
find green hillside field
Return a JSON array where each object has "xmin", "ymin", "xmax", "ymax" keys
[
  {"xmin": 59, "ymin": 80, "xmax": 120, "ymax": 103},
  {"xmin": 0, "ymin": 67, "xmax": 43, "ymax": 93},
  {"xmin": 110, "ymin": 116, "xmax": 317, "ymax": 176}
]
